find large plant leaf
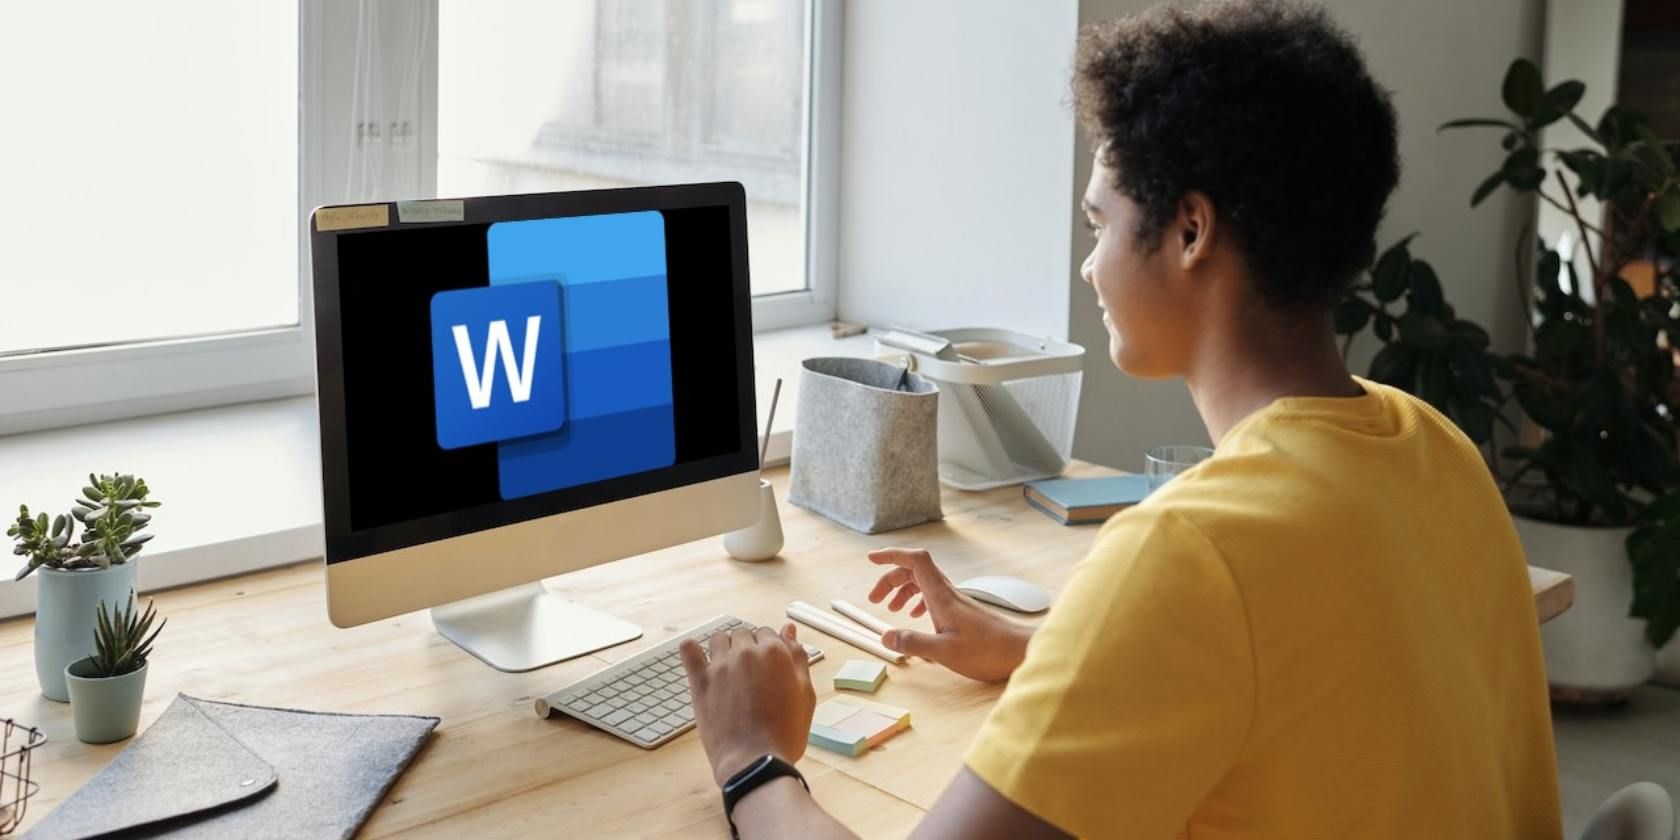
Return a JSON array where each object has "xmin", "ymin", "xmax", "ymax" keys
[
  {"xmin": 1407, "ymin": 261, "xmax": 1446, "ymax": 314},
  {"xmin": 1372, "ymin": 243, "xmax": 1411, "ymax": 302},
  {"xmin": 1471, "ymin": 171, "xmax": 1505, "ymax": 207},
  {"xmin": 1399, "ymin": 312, "xmax": 1451, "ymax": 350},
  {"xmin": 1334, "ymin": 298, "xmax": 1373, "ymax": 334},
  {"xmin": 1657, "ymin": 190, "xmax": 1680, "ymax": 234},
  {"xmin": 1629, "ymin": 502, "xmax": 1680, "ymax": 647},
  {"xmin": 1501, "ymin": 59, "xmax": 1544, "ymax": 118}
]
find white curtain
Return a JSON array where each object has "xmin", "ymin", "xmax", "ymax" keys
[{"xmin": 343, "ymin": 0, "xmax": 434, "ymax": 202}]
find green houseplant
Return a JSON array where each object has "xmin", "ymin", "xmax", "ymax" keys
[
  {"xmin": 64, "ymin": 591, "xmax": 165, "ymax": 744},
  {"xmin": 1337, "ymin": 58, "xmax": 1680, "ymax": 699},
  {"xmin": 9, "ymin": 473, "xmax": 160, "ymax": 701}
]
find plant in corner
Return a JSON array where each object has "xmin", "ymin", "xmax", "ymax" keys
[
  {"xmin": 64, "ymin": 591, "xmax": 166, "ymax": 744},
  {"xmin": 9, "ymin": 473, "xmax": 161, "ymax": 702},
  {"xmin": 1337, "ymin": 58, "xmax": 1680, "ymax": 700}
]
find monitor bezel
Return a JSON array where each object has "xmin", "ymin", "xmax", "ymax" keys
[{"xmin": 310, "ymin": 182, "xmax": 758, "ymax": 565}]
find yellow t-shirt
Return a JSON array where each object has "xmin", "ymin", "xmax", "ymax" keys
[{"xmin": 965, "ymin": 380, "xmax": 1561, "ymax": 839}]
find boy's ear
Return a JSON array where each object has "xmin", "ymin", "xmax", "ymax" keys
[{"xmin": 1177, "ymin": 191, "xmax": 1217, "ymax": 270}]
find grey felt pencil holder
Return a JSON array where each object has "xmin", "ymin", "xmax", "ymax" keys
[{"xmin": 788, "ymin": 357, "xmax": 943, "ymax": 534}]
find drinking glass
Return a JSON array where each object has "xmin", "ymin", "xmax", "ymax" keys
[{"xmin": 1144, "ymin": 445, "xmax": 1214, "ymax": 492}]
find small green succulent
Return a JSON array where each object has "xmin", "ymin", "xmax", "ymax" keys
[
  {"xmin": 89, "ymin": 590, "xmax": 165, "ymax": 678},
  {"xmin": 9, "ymin": 472, "xmax": 159, "ymax": 581}
]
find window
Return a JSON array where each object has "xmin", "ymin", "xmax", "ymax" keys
[
  {"xmin": 0, "ymin": 0, "xmax": 838, "ymax": 436},
  {"xmin": 438, "ymin": 0, "xmax": 810, "ymax": 297},
  {"xmin": 0, "ymin": 2, "xmax": 313, "ymax": 435}
]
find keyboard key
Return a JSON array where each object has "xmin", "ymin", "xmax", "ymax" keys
[
  {"xmin": 585, "ymin": 703, "xmax": 614, "ymax": 718},
  {"xmin": 566, "ymin": 698, "xmax": 592, "ymax": 712},
  {"xmin": 626, "ymin": 702, "xmax": 650, "ymax": 715},
  {"xmin": 676, "ymin": 708, "xmax": 694, "ymax": 722},
  {"xmin": 580, "ymin": 692, "xmax": 603, "ymax": 705},
  {"xmin": 606, "ymin": 697, "xmax": 628, "ymax": 710},
  {"xmin": 632, "ymin": 713, "xmax": 657, "ymax": 727},
  {"xmin": 659, "ymin": 699, "xmax": 684, "ymax": 714},
  {"xmin": 659, "ymin": 712, "xmax": 686, "ymax": 728},
  {"xmin": 634, "ymin": 727, "xmax": 661, "ymax": 742},
  {"xmin": 649, "ymin": 721, "xmax": 672, "ymax": 735},
  {"xmin": 603, "ymin": 710, "xmax": 632, "ymax": 727}
]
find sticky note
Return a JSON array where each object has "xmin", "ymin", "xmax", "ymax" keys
[
  {"xmin": 808, "ymin": 697, "xmax": 910, "ymax": 757},
  {"xmin": 834, "ymin": 660, "xmax": 887, "ymax": 693},
  {"xmin": 397, "ymin": 199, "xmax": 465, "ymax": 223},
  {"xmin": 314, "ymin": 204, "xmax": 390, "ymax": 231}
]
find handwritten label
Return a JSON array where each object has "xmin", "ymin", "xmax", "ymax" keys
[
  {"xmin": 397, "ymin": 199, "xmax": 465, "ymax": 224},
  {"xmin": 315, "ymin": 204, "xmax": 390, "ymax": 232}
]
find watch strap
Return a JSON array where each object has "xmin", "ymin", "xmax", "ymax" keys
[{"xmin": 721, "ymin": 754, "xmax": 808, "ymax": 839}]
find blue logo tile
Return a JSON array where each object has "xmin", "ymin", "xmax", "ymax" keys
[
  {"xmin": 485, "ymin": 211, "xmax": 676, "ymax": 499},
  {"xmin": 429, "ymin": 282, "xmax": 567, "ymax": 451}
]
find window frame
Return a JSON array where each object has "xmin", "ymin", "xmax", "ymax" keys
[{"xmin": 0, "ymin": 0, "xmax": 839, "ymax": 437}]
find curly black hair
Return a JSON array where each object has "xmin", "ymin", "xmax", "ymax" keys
[{"xmin": 1075, "ymin": 0, "xmax": 1400, "ymax": 309}]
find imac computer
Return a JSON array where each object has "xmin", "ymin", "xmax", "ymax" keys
[{"xmin": 308, "ymin": 183, "xmax": 761, "ymax": 671}]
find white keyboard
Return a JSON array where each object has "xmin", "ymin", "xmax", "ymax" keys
[{"xmin": 536, "ymin": 615, "xmax": 824, "ymax": 749}]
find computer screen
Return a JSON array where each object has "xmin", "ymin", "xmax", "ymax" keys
[{"xmin": 311, "ymin": 184, "xmax": 757, "ymax": 566}]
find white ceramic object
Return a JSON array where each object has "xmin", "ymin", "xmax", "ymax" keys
[
  {"xmin": 1655, "ymin": 638, "xmax": 1680, "ymax": 688},
  {"xmin": 724, "ymin": 480, "xmax": 784, "ymax": 562},
  {"xmin": 35, "ymin": 564, "xmax": 137, "ymax": 702},
  {"xmin": 1516, "ymin": 515, "xmax": 1653, "ymax": 701}
]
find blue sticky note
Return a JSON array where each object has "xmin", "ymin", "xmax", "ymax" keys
[
  {"xmin": 429, "ymin": 283, "xmax": 567, "ymax": 451},
  {"xmin": 486, "ymin": 211, "xmax": 676, "ymax": 500}
]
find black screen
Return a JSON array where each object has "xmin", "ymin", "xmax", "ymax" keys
[{"xmin": 313, "ymin": 188, "xmax": 754, "ymax": 563}]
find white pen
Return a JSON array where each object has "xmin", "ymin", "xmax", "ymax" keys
[
  {"xmin": 787, "ymin": 601, "xmax": 905, "ymax": 664},
  {"xmin": 830, "ymin": 599, "xmax": 897, "ymax": 637}
]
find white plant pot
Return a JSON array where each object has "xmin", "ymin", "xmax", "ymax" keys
[
  {"xmin": 34, "ymin": 564, "xmax": 137, "ymax": 703},
  {"xmin": 723, "ymin": 480, "xmax": 784, "ymax": 562},
  {"xmin": 1656, "ymin": 638, "xmax": 1680, "ymax": 688},
  {"xmin": 1515, "ymin": 515, "xmax": 1653, "ymax": 702}
]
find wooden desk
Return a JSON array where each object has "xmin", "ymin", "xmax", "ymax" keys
[{"xmin": 0, "ymin": 462, "xmax": 1572, "ymax": 837}]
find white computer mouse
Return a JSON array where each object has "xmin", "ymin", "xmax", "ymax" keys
[{"xmin": 955, "ymin": 575, "xmax": 1053, "ymax": 614}]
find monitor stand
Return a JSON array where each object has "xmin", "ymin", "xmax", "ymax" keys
[{"xmin": 430, "ymin": 582, "xmax": 642, "ymax": 672}]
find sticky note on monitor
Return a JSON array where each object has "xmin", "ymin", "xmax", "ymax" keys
[
  {"xmin": 833, "ymin": 660, "xmax": 887, "ymax": 693},
  {"xmin": 809, "ymin": 697, "xmax": 910, "ymax": 757}
]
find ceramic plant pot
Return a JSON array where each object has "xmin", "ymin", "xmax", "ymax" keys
[
  {"xmin": 34, "ymin": 564, "xmax": 136, "ymax": 702},
  {"xmin": 1515, "ymin": 515, "xmax": 1652, "ymax": 703},
  {"xmin": 64, "ymin": 658, "xmax": 148, "ymax": 744},
  {"xmin": 724, "ymin": 479, "xmax": 785, "ymax": 562}
]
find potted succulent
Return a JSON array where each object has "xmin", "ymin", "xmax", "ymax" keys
[
  {"xmin": 64, "ymin": 591, "xmax": 165, "ymax": 744},
  {"xmin": 1336, "ymin": 59, "xmax": 1680, "ymax": 700},
  {"xmin": 9, "ymin": 473, "xmax": 160, "ymax": 702}
]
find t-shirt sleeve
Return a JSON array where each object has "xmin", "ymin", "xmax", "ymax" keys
[{"xmin": 964, "ymin": 508, "xmax": 1255, "ymax": 839}]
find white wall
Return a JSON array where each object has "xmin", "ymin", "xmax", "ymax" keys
[
  {"xmin": 836, "ymin": 0, "xmax": 1080, "ymax": 341},
  {"xmin": 1067, "ymin": 0, "xmax": 1546, "ymax": 471}
]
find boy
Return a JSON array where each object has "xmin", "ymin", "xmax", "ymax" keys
[{"xmin": 680, "ymin": 2, "xmax": 1562, "ymax": 837}]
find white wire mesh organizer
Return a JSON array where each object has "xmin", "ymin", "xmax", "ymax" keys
[
  {"xmin": 0, "ymin": 718, "xmax": 45, "ymax": 836},
  {"xmin": 875, "ymin": 328, "xmax": 1085, "ymax": 490}
]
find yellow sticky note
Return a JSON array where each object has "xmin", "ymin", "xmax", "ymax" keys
[
  {"xmin": 834, "ymin": 659, "xmax": 888, "ymax": 693},
  {"xmin": 315, "ymin": 204, "xmax": 390, "ymax": 232}
]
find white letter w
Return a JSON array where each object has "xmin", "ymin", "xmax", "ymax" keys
[{"xmin": 450, "ymin": 316, "xmax": 542, "ymax": 409}]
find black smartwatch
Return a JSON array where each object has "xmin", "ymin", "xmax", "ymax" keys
[{"xmin": 720, "ymin": 754, "xmax": 808, "ymax": 839}]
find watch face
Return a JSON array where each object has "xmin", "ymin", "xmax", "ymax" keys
[{"xmin": 725, "ymin": 754, "xmax": 777, "ymax": 792}]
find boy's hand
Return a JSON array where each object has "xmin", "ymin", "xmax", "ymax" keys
[
  {"xmin": 867, "ymin": 548, "xmax": 1034, "ymax": 683},
  {"xmin": 680, "ymin": 624, "xmax": 817, "ymax": 788}
]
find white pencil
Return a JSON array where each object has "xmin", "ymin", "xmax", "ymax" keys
[
  {"xmin": 787, "ymin": 601, "xmax": 905, "ymax": 664},
  {"xmin": 830, "ymin": 599, "xmax": 896, "ymax": 637}
]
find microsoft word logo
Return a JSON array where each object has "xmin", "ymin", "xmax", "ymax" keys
[
  {"xmin": 429, "ymin": 282, "xmax": 567, "ymax": 450},
  {"xmin": 425, "ymin": 210, "xmax": 674, "ymax": 501}
]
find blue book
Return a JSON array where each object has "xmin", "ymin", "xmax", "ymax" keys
[{"xmin": 1023, "ymin": 475, "xmax": 1152, "ymax": 525}]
